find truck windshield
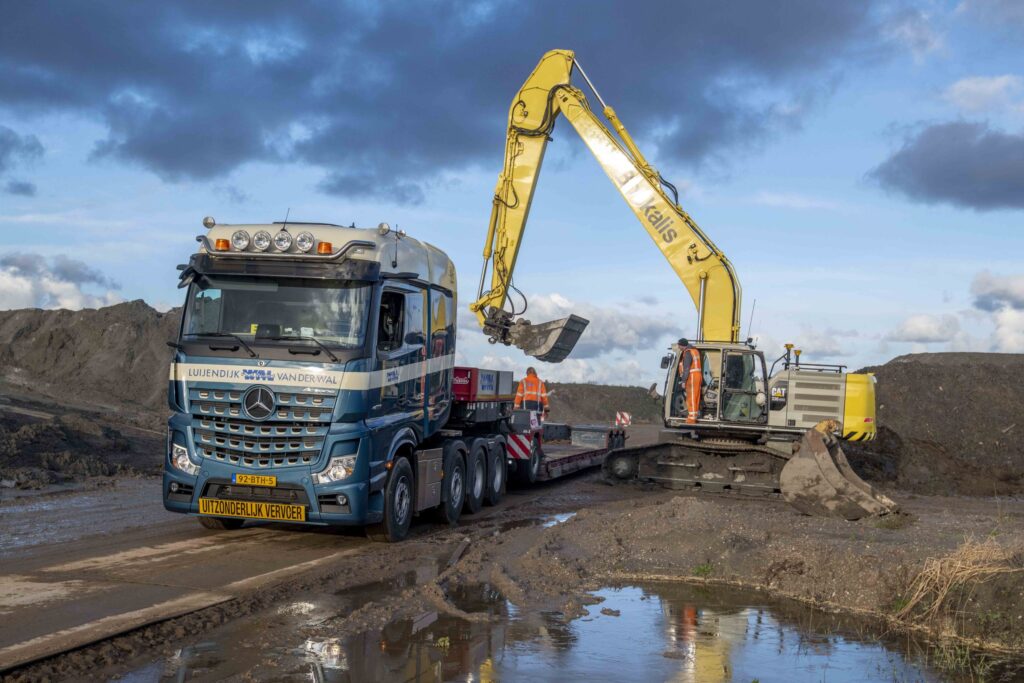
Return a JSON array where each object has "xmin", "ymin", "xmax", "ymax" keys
[{"xmin": 183, "ymin": 276, "xmax": 370, "ymax": 348}]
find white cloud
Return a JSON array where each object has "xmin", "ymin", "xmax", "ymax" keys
[
  {"xmin": 883, "ymin": 9, "xmax": 944, "ymax": 63},
  {"xmin": 990, "ymin": 307, "xmax": 1024, "ymax": 352},
  {"xmin": 943, "ymin": 75, "xmax": 1023, "ymax": 113},
  {"xmin": 886, "ymin": 313, "xmax": 961, "ymax": 343},
  {"xmin": 0, "ymin": 253, "xmax": 122, "ymax": 310},
  {"xmin": 971, "ymin": 270, "xmax": 1024, "ymax": 310},
  {"xmin": 480, "ymin": 352, "xmax": 650, "ymax": 386},
  {"xmin": 513, "ymin": 293, "xmax": 680, "ymax": 360},
  {"xmin": 751, "ymin": 191, "xmax": 840, "ymax": 211},
  {"xmin": 970, "ymin": 271, "xmax": 1024, "ymax": 351}
]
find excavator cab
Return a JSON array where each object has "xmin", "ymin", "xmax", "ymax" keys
[{"xmin": 663, "ymin": 342, "xmax": 767, "ymax": 429}]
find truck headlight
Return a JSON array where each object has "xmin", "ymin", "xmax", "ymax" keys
[
  {"xmin": 295, "ymin": 231, "xmax": 315, "ymax": 253},
  {"xmin": 313, "ymin": 455, "xmax": 357, "ymax": 484},
  {"xmin": 171, "ymin": 443, "xmax": 199, "ymax": 476},
  {"xmin": 273, "ymin": 230, "xmax": 293, "ymax": 252},
  {"xmin": 231, "ymin": 230, "xmax": 250, "ymax": 251}
]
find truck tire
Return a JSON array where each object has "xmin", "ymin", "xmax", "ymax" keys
[
  {"xmin": 198, "ymin": 516, "xmax": 244, "ymax": 531},
  {"xmin": 463, "ymin": 439, "xmax": 487, "ymax": 515},
  {"xmin": 366, "ymin": 456, "xmax": 414, "ymax": 542},
  {"xmin": 512, "ymin": 436, "xmax": 542, "ymax": 486},
  {"xmin": 434, "ymin": 440, "xmax": 466, "ymax": 526},
  {"xmin": 484, "ymin": 436, "xmax": 507, "ymax": 506}
]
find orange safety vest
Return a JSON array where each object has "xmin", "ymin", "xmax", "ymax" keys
[
  {"xmin": 514, "ymin": 375, "xmax": 549, "ymax": 409},
  {"xmin": 679, "ymin": 347, "xmax": 702, "ymax": 378},
  {"xmin": 680, "ymin": 348, "xmax": 702, "ymax": 423}
]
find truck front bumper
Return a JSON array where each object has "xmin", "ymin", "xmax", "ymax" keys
[{"xmin": 163, "ymin": 463, "xmax": 379, "ymax": 526}]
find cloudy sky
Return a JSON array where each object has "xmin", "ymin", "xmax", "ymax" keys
[{"xmin": 1, "ymin": 0, "xmax": 1022, "ymax": 385}]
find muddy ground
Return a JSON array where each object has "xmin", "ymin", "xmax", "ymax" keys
[
  {"xmin": 0, "ymin": 390, "xmax": 163, "ymax": 489},
  {"xmin": 7, "ymin": 470, "xmax": 1023, "ymax": 681}
]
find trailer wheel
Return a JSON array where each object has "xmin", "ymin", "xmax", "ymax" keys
[
  {"xmin": 513, "ymin": 436, "xmax": 542, "ymax": 486},
  {"xmin": 463, "ymin": 440, "xmax": 487, "ymax": 515},
  {"xmin": 366, "ymin": 456, "xmax": 414, "ymax": 542},
  {"xmin": 484, "ymin": 436, "xmax": 507, "ymax": 506},
  {"xmin": 434, "ymin": 440, "xmax": 466, "ymax": 526},
  {"xmin": 198, "ymin": 516, "xmax": 244, "ymax": 531}
]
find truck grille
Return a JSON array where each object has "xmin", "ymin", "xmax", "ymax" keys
[{"xmin": 188, "ymin": 388, "xmax": 335, "ymax": 468}]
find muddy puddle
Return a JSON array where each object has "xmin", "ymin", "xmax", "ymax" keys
[{"xmin": 111, "ymin": 578, "xmax": 1021, "ymax": 682}]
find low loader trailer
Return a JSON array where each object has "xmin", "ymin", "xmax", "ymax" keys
[{"xmin": 164, "ymin": 218, "xmax": 618, "ymax": 542}]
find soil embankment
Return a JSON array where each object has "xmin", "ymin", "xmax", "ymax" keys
[
  {"xmin": 0, "ymin": 301, "xmax": 177, "ymax": 487},
  {"xmin": 546, "ymin": 382, "xmax": 662, "ymax": 425},
  {"xmin": 848, "ymin": 353, "xmax": 1024, "ymax": 496},
  {"xmin": 0, "ymin": 300, "xmax": 180, "ymax": 418}
]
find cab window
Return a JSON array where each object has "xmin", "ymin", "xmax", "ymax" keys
[{"xmin": 378, "ymin": 291, "xmax": 404, "ymax": 352}]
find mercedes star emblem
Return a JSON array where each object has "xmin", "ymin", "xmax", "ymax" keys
[{"xmin": 243, "ymin": 385, "xmax": 275, "ymax": 421}]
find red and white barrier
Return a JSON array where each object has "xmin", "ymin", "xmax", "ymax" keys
[
  {"xmin": 615, "ymin": 411, "xmax": 632, "ymax": 427},
  {"xmin": 507, "ymin": 434, "xmax": 533, "ymax": 460}
]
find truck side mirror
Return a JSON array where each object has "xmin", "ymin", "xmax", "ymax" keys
[{"xmin": 660, "ymin": 354, "xmax": 673, "ymax": 369}]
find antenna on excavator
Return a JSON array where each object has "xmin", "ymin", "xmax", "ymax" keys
[{"xmin": 746, "ymin": 298, "xmax": 757, "ymax": 341}]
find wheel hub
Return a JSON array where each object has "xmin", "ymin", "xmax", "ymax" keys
[{"xmin": 395, "ymin": 476, "xmax": 411, "ymax": 524}]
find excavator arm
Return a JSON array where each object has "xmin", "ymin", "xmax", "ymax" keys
[{"xmin": 470, "ymin": 49, "xmax": 743, "ymax": 362}]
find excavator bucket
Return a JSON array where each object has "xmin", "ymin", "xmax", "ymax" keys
[
  {"xmin": 780, "ymin": 428, "xmax": 899, "ymax": 520},
  {"xmin": 509, "ymin": 314, "xmax": 589, "ymax": 363}
]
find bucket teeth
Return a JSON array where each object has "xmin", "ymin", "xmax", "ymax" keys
[{"xmin": 780, "ymin": 429, "xmax": 898, "ymax": 520}]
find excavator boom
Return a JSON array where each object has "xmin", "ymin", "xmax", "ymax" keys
[{"xmin": 470, "ymin": 50, "xmax": 741, "ymax": 360}]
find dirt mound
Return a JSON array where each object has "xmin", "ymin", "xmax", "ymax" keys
[
  {"xmin": 547, "ymin": 382, "xmax": 662, "ymax": 425},
  {"xmin": 847, "ymin": 353, "xmax": 1024, "ymax": 496},
  {"xmin": 0, "ymin": 300, "xmax": 180, "ymax": 418},
  {"xmin": 0, "ymin": 408, "xmax": 161, "ymax": 488}
]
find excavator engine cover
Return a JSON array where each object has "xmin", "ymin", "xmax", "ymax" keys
[
  {"xmin": 779, "ymin": 429, "xmax": 898, "ymax": 520},
  {"xmin": 509, "ymin": 314, "xmax": 589, "ymax": 363}
]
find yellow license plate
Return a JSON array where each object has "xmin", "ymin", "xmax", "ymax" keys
[
  {"xmin": 232, "ymin": 473, "xmax": 277, "ymax": 487},
  {"xmin": 199, "ymin": 497, "xmax": 306, "ymax": 522}
]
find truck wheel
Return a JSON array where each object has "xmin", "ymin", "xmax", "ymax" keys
[
  {"xmin": 198, "ymin": 516, "xmax": 244, "ymax": 531},
  {"xmin": 366, "ymin": 457, "xmax": 414, "ymax": 542},
  {"xmin": 513, "ymin": 436, "xmax": 542, "ymax": 486},
  {"xmin": 463, "ymin": 440, "xmax": 487, "ymax": 515},
  {"xmin": 434, "ymin": 440, "xmax": 466, "ymax": 526},
  {"xmin": 484, "ymin": 436, "xmax": 507, "ymax": 506}
]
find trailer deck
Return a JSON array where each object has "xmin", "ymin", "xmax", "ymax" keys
[{"xmin": 536, "ymin": 423, "xmax": 627, "ymax": 482}]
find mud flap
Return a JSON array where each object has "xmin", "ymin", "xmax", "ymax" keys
[
  {"xmin": 780, "ymin": 429, "xmax": 898, "ymax": 520},
  {"xmin": 509, "ymin": 315, "xmax": 589, "ymax": 363}
]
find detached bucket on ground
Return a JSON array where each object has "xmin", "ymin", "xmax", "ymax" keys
[{"xmin": 780, "ymin": 428, "xmax": 899, "ymax": 520}]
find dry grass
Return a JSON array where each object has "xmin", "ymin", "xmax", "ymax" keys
[{"xmin": 896, "ymin": 538, "xmax": 1024, "ymax": 622}]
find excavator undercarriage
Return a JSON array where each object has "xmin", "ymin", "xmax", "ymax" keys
[{"xmin": 603, "ymin": 424, "xmax": 898, "ymax": 520}]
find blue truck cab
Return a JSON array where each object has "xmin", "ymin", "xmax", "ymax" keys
[{"xmin": 163, "ymin": 218, "xmax": 502, "ymax": 542}]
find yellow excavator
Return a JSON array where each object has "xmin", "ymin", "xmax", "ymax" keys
[{"xmin": 470, "ymin": 50, "xmax": 897, "ymax": 519}]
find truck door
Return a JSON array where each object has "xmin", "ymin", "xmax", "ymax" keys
[
  {"xmin": 427, "ymin": 289, "xmax": 454, "ymax": 432},
  {"xmin": 373, "ymin": 288, "xmax": 424, "ymax": 422}
]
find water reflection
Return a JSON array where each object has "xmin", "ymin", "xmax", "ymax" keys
[{"xmin": 128, "ymin": 581, "xmax": 1017, "ymax": 682}]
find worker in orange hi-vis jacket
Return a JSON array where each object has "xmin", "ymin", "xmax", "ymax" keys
[
  {"xmin": 514, "ymin": 367, "xmax": 550, "ymax": 419},
  {"xmin": 678, "ymin": 338, "xmax": 702, "ymax": 424}
]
